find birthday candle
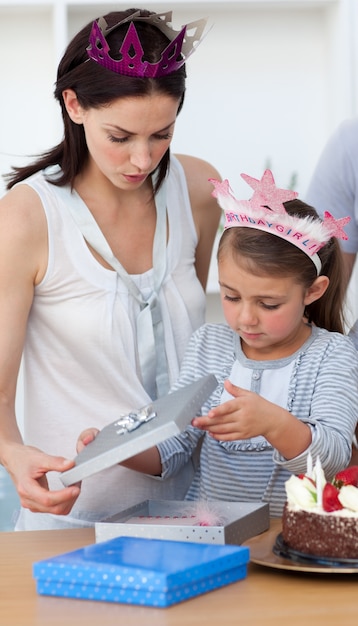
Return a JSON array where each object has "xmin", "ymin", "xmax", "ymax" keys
[
  {"xmin": 306, "ymin": 451, "xmax": 313, "ymax": 478},
  {"xmin": 315, "ymin": 456, "xmax": 323, "ymax": 506}
]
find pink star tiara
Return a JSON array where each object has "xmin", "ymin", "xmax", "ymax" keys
[
  {"xmin": 210, "ymin": 170, "xmax": 350, "ymax": 274},
  {"xmin": 86, "ymin": 10, "xmax": 208, "ymax": 78}
]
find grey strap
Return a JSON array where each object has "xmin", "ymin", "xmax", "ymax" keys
[{"xmin": 57, "ymin": 180, "xmax": 169, "ymax": 399}]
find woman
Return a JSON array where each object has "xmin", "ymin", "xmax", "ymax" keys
[{"xmin": 0, "ymin": 8, "xmax": 221, "ymax": 529}]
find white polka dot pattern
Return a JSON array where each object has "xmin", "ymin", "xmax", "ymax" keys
[{"xmin": 33, "ymin": 536, "xmax": 249, "ymax": 607}]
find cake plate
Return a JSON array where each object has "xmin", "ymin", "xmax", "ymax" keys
[{"xmin": 244, "ymin": 519, "xmax": 358, "ymax": 574}]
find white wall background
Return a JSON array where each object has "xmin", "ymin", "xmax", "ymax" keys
[
  {"xmin": 1, "ymin": 1, "xmax": 357, "ymax": 194},
  {"xmin": 1, "ymin": 0, "xmax": 358, "ymax": 309},
  {"xmin": 2, "ymin": 1, "xmax": 358, "ymax": 315}
]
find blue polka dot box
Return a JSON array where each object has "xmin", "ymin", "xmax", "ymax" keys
[{"xmin": 33, "ymin": 535, "xmax": 250, "ymax": 607}]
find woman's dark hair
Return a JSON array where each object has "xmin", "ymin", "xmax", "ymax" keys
[
  {"xmin": 218, "ymin": 198, "xmax": 347, "ymax": 333},
  {"xmin": 5, "ymin": 8, "xmax": 187, "ymax": 193}
]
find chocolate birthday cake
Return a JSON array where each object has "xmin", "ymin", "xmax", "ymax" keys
[{"xmin": 282, "ymin": 464, "xmax": 358, "ymax": 559}]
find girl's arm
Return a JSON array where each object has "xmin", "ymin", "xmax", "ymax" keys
[
  {"xmin": 193, "ymin": 336, "xmax": 358, "ymax": 475},
  {"xmin": 77, "ymin": 422, "xmax": 204, "ymax": 478},
  {"xmin": 77, "ymin": 428, "xmax": 162, "ymax": 475}
]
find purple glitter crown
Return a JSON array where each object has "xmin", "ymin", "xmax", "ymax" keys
[{"xmin": 86, "ymin": 11, "xmax": 207, "ymax": 78}]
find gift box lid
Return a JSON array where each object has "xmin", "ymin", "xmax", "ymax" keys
[
  {"xmin": 33, "ymin": 535, "xmax": 250, "ymax": 607},
  {"xmin": 61, "ymin": 374, "xmax": 217, "ymax": 487}
]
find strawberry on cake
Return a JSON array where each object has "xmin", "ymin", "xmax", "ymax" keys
[{"xmin": 282, "ymin": 462, "xmax": 358, "ymax": 560}]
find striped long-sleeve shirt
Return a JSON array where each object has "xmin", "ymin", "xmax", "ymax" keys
[{"xmin": 157, "ymin": 323, "xmax": 358, "ymax": 517}]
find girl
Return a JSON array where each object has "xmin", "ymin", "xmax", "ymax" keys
[
  {"xmin": 0, "ymin": 8, "xmax": 221, "ymax": 530},
  {"xmin": 79, "ymin": 169, "xmax": 358, "ymax": 516}
]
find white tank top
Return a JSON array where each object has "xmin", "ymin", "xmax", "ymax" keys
[{"xmin": 16, "ymin": 156, "xmax": 205, "ymax": 529}]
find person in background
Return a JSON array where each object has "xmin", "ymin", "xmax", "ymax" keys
[
  {"xmin": 0, "ymin": 7, "xmax": 221, "ymax": 530},
  {"xmin": 305, "ymin": 117, "xmax": 358, "ymax": 290},
  {"xmin": 78, "ymin": 170, "xmax": 358, "ymax": 517},
  {"xmin": 306, "ymin": 117, "xmax": 358, "ymax": 464}
]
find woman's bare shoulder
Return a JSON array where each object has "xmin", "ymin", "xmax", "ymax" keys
[
  {"xmin": 0, "ymin": 184, "xmax": 48, "ymax": 283},
  {"xmin": 0, "ymin": 183, "xmax": 47, "ymax": 231},
  {"xmin": 174, "ymin": 154, "xmax": 221, "ymax": 205},
  {"xmin": 174, "ymin": 154, "xmax": 221, "ymax": 183}
]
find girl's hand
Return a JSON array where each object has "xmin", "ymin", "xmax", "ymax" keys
[
  {"xmin": 76, "ymin": 428, "xmax": 99, "ymax": 454},
  {"xmin": 191, "ymin": 379, "xmax": 311, "ymax": 459},
  {"xmin": 8, "ymin": 443, "xmax": 81, "ymax": 515},
  {"xmin": 192, "ymin": 379, "xmax": 275, "ymax": 441}
]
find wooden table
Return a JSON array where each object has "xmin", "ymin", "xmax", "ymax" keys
[{"xmin": 0, "ymin": 520, "xmax": 357, "ymax": 626}]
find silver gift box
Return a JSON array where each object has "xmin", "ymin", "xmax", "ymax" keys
[
  {"xmin": 61, "ymin": 375, "xmax": 218, "ymax": 487},
  {"xmin": 95, "ymin": 500, "xmax": 269, "ymax": 545}
]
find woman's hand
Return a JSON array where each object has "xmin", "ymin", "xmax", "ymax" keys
[{"xmin": 8, "ymin": 443, "xmax": 81, "ymax": 515}]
